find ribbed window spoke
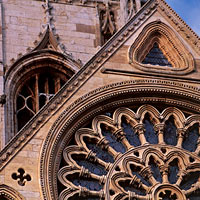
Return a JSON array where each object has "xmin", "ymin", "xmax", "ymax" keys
[{"xmin": 58, "ymin": 105, "xmax": 200, "ymax": 200}]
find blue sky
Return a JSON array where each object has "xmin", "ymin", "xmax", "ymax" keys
[{"xmin": 165, "ymin": 0, "xmax": 200, "ymax": 36}]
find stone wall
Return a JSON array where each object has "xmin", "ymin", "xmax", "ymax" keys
[
  {"xmin": 0, "ymin": 0, "xmax": 102, "ymax": 148},
  {"xmin": 2, "ymin": 0, "xmax": 100, "ymax": 68},
  {"xmin": 0, "ymin": 3, "xmax": 4, "ymax": 149}
]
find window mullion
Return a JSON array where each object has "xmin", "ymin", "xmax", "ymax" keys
[
  {"xmin": 55, "ymin": 77, "xmax": 61, "ymax": 93},
  {"xmin": 35, "ymin": 74, "xmax": 39, "ymax": 112}
]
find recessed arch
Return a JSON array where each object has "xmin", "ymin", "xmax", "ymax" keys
[
  {"xmin": 0, "ymin": 184, "xmax": 25, "ymax": 200},
  {"xmin": 5, "ymin": 49, "xmax": 80, "ymax": 142},
  {"xmin": 129, "ymin": 21, "xmax": 195, "ymax": 75}
]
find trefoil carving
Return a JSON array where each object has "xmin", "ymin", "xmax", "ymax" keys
[{"xmin": 129, "ymin": 21, "xmax": 195, "ymax": 75}]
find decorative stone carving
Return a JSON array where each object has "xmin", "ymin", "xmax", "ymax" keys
[
  {"xmin": 57, "ymin": 105, "xmax": 200, "ymax": 199},
  {"xmin": 129, "ymin": 21, "xmax": 195, "ymax": 75},
  {"xmin": 120, "ymin": 0, "xmax": 145, "ymax": 26},
  {"xmin": 0, "ymin": 184, "xmax": 25, "ymax": 200},
  {"xmin": 99, "ymin": 2, "xmax": 116, "ymax": 44},
  {"xmin": 11, "ymin": 168, "xmax": 31, "ymax": 186}
]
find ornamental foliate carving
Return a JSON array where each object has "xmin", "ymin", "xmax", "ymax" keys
[
  {"xmin": 99, "ymin": 2, "xmax": 116, "ymax": 45},
  {"xmin": 58, "ymin": 105, "xmax": 200, "ymax": 199}
]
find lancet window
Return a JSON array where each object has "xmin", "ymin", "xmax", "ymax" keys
[
  {"xmin": 16, "ymin": 67, "xmax": 69, "ymax": 131},
  {"xmin": 57, "ymin": 105, "xmax": 200, "ymax": 200}
]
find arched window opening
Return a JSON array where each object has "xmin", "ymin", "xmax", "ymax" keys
[
  {"xmin": 56, "ymin": 105, "xmax": 200, "ymax": 199},
  {"xmin": 129, "ymin": 21, "xmax": 195, "ymax": 75},
  {"xmin": 0, "ymin": 195, "xmax": 9, "ymax": 200},
  {"xmin": 16, "ymin": 67, "xmax": 69, "ymax": 131},
  {"xmin": 0, "ymin": 184, "xmax": 24, "ymax": 200}
]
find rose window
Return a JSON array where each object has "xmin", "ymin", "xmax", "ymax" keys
[{"xmin": 58, "ymin": 105, "xmax": 200, "ymax": 200}]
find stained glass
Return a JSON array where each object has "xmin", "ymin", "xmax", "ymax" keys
[{"xmin": 142, "ymin": 43, "xmax": 172, "ymax": 67}]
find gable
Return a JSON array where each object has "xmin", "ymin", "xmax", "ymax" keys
[
  {"xmin": 1, "ymin": 0, "xmax": 200, "ymax": 168},
  {"xmin": 1, "ymin": 1, "xmax": 200, "ymax": 199},
  {"xmin": 1, "ymin": 0, "xmax": 200, "ymax": 170}
]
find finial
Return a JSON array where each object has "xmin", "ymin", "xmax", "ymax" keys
[{"xmin": 42, "ymin": 0, "xmax": 53, "ymax": 29}]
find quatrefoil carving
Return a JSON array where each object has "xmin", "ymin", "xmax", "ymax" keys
[{"xmin": 12, "ymin": 168, "xmax": 31, "ymax": 186}]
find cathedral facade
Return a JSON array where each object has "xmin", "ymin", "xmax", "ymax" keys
[{"xmin": 0, "ymin": 0, "xmax": 200, "ymax": 199}]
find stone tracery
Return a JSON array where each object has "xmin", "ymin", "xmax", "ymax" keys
[
  {"xmin": 129, "ymin": 21, "xmax": 195, "ymax": 75},
  {"xmin": 57, "ymin": 105, "xmax": 200, "ymax": 199},
  {"xmin": 16, "ymin": 68, "xmax": 68, "ymax": 131}
]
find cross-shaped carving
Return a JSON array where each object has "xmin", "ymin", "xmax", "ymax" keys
[{"xmin": 12, "ymin": 168, "xmax": 31, "ymax": 186}]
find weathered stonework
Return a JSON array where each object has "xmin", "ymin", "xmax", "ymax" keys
[{"xmin": 0, "ymin": 0, "xmax": 200, "ymax": 199}]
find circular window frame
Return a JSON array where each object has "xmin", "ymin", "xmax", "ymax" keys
[{"xmin": 40, "ymin": 80, "xmax": 200, "ymax": 200}]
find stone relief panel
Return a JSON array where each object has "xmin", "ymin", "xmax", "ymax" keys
[{"xmin": 57, "ymin": 105, "xmax": 200, "ymax": 199}]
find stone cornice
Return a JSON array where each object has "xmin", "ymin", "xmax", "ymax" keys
[
  {"xmin": 0, "ymin": 0, "xmax": 200, "ymax": 172},
  {"xmin": 40, "ymin": 0, "xmax": 120, "ymax": 7},
  {"xmin": 158, "ymin": 0, "xmax": 200, "ymax": 54}
]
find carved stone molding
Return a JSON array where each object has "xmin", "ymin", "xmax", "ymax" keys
[
  {"xmin": 40, "ymin": 79, "xmax": 200, "ymax": 199},
  {"xmin": 157, "ymin": 0, "xmax": 200, "ymax": 54},
  {"xmin": 55, "ymin": 105, "xmax": 200, "ymax": 199},
  {"xmin": 129, "ymin": 21, "xmax": 195, "ymax": 75},
  {"xmin": 0, "ymin": 184, "xmax": 25, "ymax": 200}
]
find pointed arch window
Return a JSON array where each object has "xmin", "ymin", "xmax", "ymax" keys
[
  {"xmin": 16, "ymin": 67, "xmax": 69, "ymax": 131},
  {"xmin": 5, "ymin": 49, "xmax": 80, "ymax": 140}
]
